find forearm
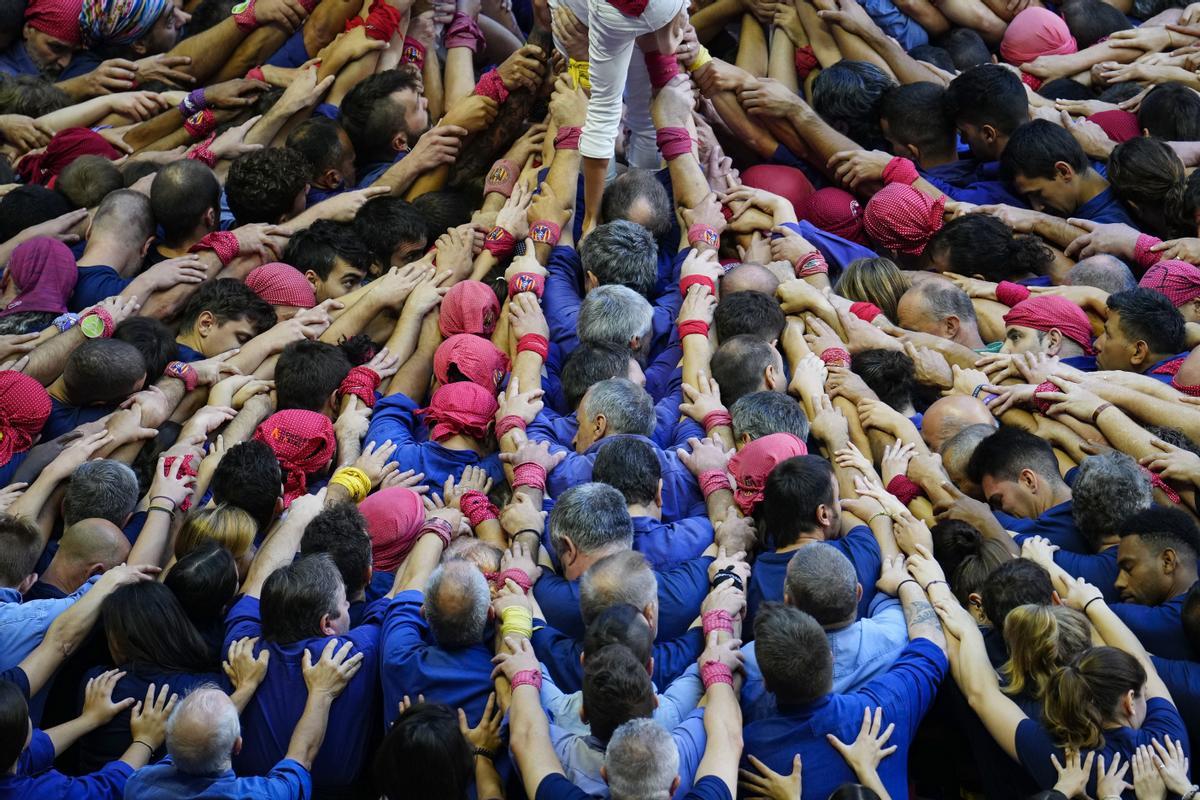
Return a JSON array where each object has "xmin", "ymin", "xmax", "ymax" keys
[
  {"xmin": 1030, "ymin": 215, "xmax": 1089, "ymax": 250},
  {"xmin": 327, "ymin": 52, "xmax": 381, "ymax": 107},
  {"xmin": 692, "ymin": 0, "xmax": 745, "ymax": 41},
  {"xmin": 38, "ymin": 95, "xmax": 115, "ymax": 131},
  {"xmin": 243, "ymin": 516, "xmax": 307, "ymax": 597},
  {"xmin": 212, "ymin": 27, "xmax": 291, "ymax": 82},
  {"xmin": 45, "ymin": 715, "xmax": 99, "ymax": 756},
  {"xmin": 168, "ymin": 18, "xmax": 252, "ymax": 83},
  {"xmin": 127, "ymin": 507, "xmax": 178, "ymax": 568},
  {"xmin": 284, "ymin": 694, "xmax": 335, "ymax": 770},
  {"xmin": 767, "ymin": 28, "xmax": 799, "ymax": 91},
  {"xmin": 897, "ymin": 582, "xmax": 945, "ymax": 650},
  {"xmin": 387, "ymin": 312, "xmax": 439, "ymax": 398},
  {"xmin": 444, "ymin": 47, "xmax": 477, "ymax": 109},
  {"xmin": 393, "ymin": 532, "xmax": 445, "ymax": 594}
]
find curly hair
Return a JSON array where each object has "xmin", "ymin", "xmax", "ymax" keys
[{"xmin": 224, "ymin": 147, "xmax": 312, "ymax": 225}]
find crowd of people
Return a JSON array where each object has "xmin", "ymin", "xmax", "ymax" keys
[{"xmin": 0, "ymin": 0, "xmax": 1199, "ymax": 793}]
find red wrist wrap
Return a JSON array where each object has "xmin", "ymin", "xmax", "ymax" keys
[
  {"xmin": 508, "ymin": 272, "xmax": 545, "ymax": 298},
  {"xmin": 495, "ymin": 415, "xmax": 527, "ymax": 438},
  {"xmin": 881, "ymin": 157, "xmax": 920, "ymax": 185},
  {"xmin": 460, "ymin": 490, "xmax": 499, "ymax": 526},
  {"xmin": 512, "ymin": 461, "xmax": 547, "ymax": 491},
  {"xmin": 885, "ymin": 474, "xmax": 924, "ymax": 506},
  {"xmin": 483, "ymin": 226, "xmax": 518, "ymax": 259},
  {"xmin": 702, "ymin": 409, "xmax": 732, "ymax": 431},
  {"xmin": 679, "ymin": 274, "xmax": 716, "ymax": 296},
  {"xmin": 700, "ymin": 661, "xmax": 733, "ymax": 688},
  {"xmin": 699, "ymin": 469, "xmax": 732, "ymax": 498},
  {"xmin": 517, "ymin": 333, "xmax": 549, "ymax": 360},
  {"xmin": 474, "ymin": 69, "xmax": 510, "ymax": 103},
  {"xmin": 554, "ymin": 126, "xmax": 581, "ymax": 150},
  {"xmin": 656, "ymin": 127, "xmax": 693, "ymax": 160},
  {"xmin": 820, "ymin": 347, "xmax": 851, "ymax": 368},
  {"xmin": 702, "ymin": 609, "xmax": 734, "ymax": 636},
  {"xmin": 338, "ymin": 366, "xmax": 381, "ymax": 408},
  {"xmin": 677, "ymin": 319, "xmax": 709, "ymax": 339}
]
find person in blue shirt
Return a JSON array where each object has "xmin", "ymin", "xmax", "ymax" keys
[
  {"xmin": 742, "ymin": 543, "xmax": 908, "ymax": 723},
  {"xmin": 967, "ymin": 426, "xmax": 1090, "ymax": 555},
  {"xmin": 173, "ymin": 279, "xmax": 277, "ymax": 364},
  {"xmin": 124, "ymin": 638, "xmax": 363, "ymax": 800},
  {"xmin": 1110, "ymin": 506, "xmax": 1200, "ymax": 661},
  {"xmin": 340, "ymin": 70, "xmax": 431, "ymax": 189},
  {"xmin": 0, "ymin": 666, "xmax": 175, "ymax": 800},
  {"xmin": 280, "ymin": 221, "xmax": 374, "ymax": 302},
  {"xmin": 944, "ymin": 65, "xmax": 1030, "ymax": 167},
  {"xmin": 42, "ymin": 338, "xmax": 146, "ymax": 440},
  {"xmin": 709, "ymin": 335, "xmax": 788, "ymax": 411},
  {"xmin": 1095, "ymin": 288, "xmax": 1189, "ymax": 384},
  {"xmin": 285, "ymin": 117, "xmax": 360, "ymax": 208}
]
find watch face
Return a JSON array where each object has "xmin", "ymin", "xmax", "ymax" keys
[{"xmin": 80, "ymin": 315, "xmax": 105, "ymax": 339}]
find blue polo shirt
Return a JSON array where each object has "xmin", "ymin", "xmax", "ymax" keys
[
  {"xmin": 535, "ymin": 773, "xmax": 731, "ymax": 800},
  {"xmin": 175, "ymin": 342, "xmax": 206, "ymax": 363},
  {"xmin": 1074, "ymin": 186, "xmax": 1136, "ymax": 226},
  {"xmin": 777, "ymin": 221, "xmax": 877, "ymax": 276},
  {"xmin": 532, "ymin": 618, "xmax": 704, "ymax": 694},
  {"xmin": 124, "ymin": 755, "xmax": 311, "ymax": 800},
  {"xmin": 1062, "ymin": 354, "xmax": 1098, "ymax": 372},
  {"xmin": 747, "ymin": 527, "xmax": 882, "ymax": 623},
  {"xmin": 632, "ymin": 516, "xmax": 713, "ymax": 571},
  {"xmin": 224, "ymin": 595, "xmax": 386, "ymax": 794},
  {"xmin": 0, "ymin": 728, "xmax": 133, "ymax": 800},
  {"xmin": 533, "ymin": 555, "xmax": 712, "ymax": 642},
  {"xmin": 1012, "ymin": 536, "xmax": 1119, "ymax": 601},
  {"xmin": 1111, "ymin": 585, "xmax": 1197, "ymax": 661},
  {"xmin": 994, "ymin": 501, "xmax": 1089, "ymax": 555},
  {"xmin": 69, "ymin": 265, "xmax": 130, "ymax": 312},
  {"xmin": 1152, "ymin": 655, "xmax": 1199, "ymax": 774},
  {"xmin": 1016, "ymin": 697, "xmax": 1188, "ymax": 797},
  {"xmin": 42, "ymin": 398, "xmax": 111, "ymax": 441},
  {"xmin": 364, "ymin": 392, "xmax": 505, "ymax": 493},
  {"xmin": 527, "ymin": 404, "xmax": 703, "ymax": 459},
  {"xmin": 1145, "ymin": 354, "xmax": 1189, "ymax": 384},
  {"xmin": 380, "ymin": 588, "xmax": 497, "ymax": 728},
  {"xmin": 921, "ymin": 161, "xmax": 1029, "ymax": 208},
  {"xmin": 742, "ymin": 638, "xmax": 947, "ymax": 800}
]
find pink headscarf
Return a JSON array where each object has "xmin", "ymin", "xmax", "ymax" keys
[
  {"xmin": 1000, "ymin": 8, "xmax": 1077, "ymax": 66},
  {"xmin": 23, "ymin": 0, "xmax": 84, "ymax": 45},
  {"xmin": 799, "ymin": 188, "xmax": 867, "ymax": 245},
  {"xmin": 1004, "ymin": 296, "xmax": 1095, "ymax": 354},
  {"xmin": 417, "ymin": 382, "xmax": 499, "ymax": 441},
  {"xmin": 0, "ymin": 371, "xmax": 51, "ymax": 467},
  {"xmin": 742, "ymin": 165, "xmax": 816, "ymax": 221},
  {"xmin": 15, "ymin": 128, "xmax": 119, "ymax": 186},
  {"xmin": 1088, "ymin": 110, "xmax": 1141, "ymax": 144},
  {"xmin": 359, "ymin": 486, "xmax": 426, "ymax": 572},
  {"xmin": 1, "ymin": 237, "xmax": 78, "ymax": 317},
  {"xmin": 1140, "ymin": 260, "xmax": 1200, "ymax": 308},
  {"xmin": 728, "ymin": 433, "xmax": 808, "ymax": 515},
  {"xmin": 433, "ymin": 334, "xmax": 510, "ymax": 391},
  {"xmin": 863, "ymin": 184, "xmax": 946, "ymax": 256},
  {"xmin": 246, "ymin": 262, "xmax": 316, "ymax": 309},
  {"xmin": 252, "ymin": 410, "xmax": 336, "ymax": 507},
  {"xmin": 439, "ymin": 281, "xmax": 501, "ymax": 338}
]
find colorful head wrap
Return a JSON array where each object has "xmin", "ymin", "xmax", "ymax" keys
[
  {"xmin": 798, "ymin": 188, "xmax": 867, "ymax": 245},
  {"xmin": 24, "ymin": 0, "xmax": 84, "ymax": 45},
  {"xmin": 727, "ymin": 432, "xmax": 808, "ymax": 515},
  {"xmin": 80, "ymin": 0, "xmax": 172, "ymax": 47},
  {"xmin": 0, "ymin": 371, "xmax": 52, "ymax": 467},
  {"xmin": 439, "ymin": 280, "xmax": 501, "ymax": 338},
  {"xmin": 862, "ymin": 184, "xmax": 946, "ymax": 257},
  {"xmin": 1000, "ymin": 7, "xmax": 1077, "ymax": 66},
  {"xmin": 0, "ymin": 237, "xmax": 78, "ymax": 317},
  {"xmin": 15, "ymin": 128, "xmax": 120, "ymax": 187},
  {"xmin": 359, "ymin": 486, "xmax": 426, "ymax": 573},
  {"xmin": 433, "ymin": 334, "xmax": 510, "ymax": 391},
  {"xmin": 417, "ymin": 382, "xmax": 498, "ymax": 441},
  {"xmin": 1139, "ymin": 260, "xmax": 1200, "ymax": 308},
  {"xmin": 246, "ymin": 262, "xmax": 317, "ymax": 310},
  {"xmin": 1003, "ymin": 296, "xmax": 1095, "ymax": 354},
  {"xmin": 252, "ymin": 410, "xmax": 336, "ymax": 507}
]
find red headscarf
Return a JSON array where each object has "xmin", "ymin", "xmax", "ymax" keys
[
  {"xmin": 742, "ymin": 165, "xmax": 816, "ymax": 221},
  {"xmin": 359, "ymin": 486, "xmax": 426, "ymax": 572},
  {"xmin": 1, "ymin": 237, "xmax": 78, "ymax": 317},
  {"xmin": 728, "ymin": 433, "xmax": 808, "ymax": 515},
  {"xmin": 863, "ymin": 184, "xmax": 946, "ymax": 256},
  {"xmin": 23, "ymin": 0, "xmax": 84, "ymax": 45},
  {"xmin": 1003, "ymin": 296, "xmax": 1095, "ymax": 354},
  {"xmin": 15, "ymin": 128, "xmax": 120, "ymax": 187},
  {"xmin": 417, "ymin": 382, "xmax": 498, "ymax": 441},
  {"xmin": 439, "ymin": 280, "xmax": 501, "ymax": 338},
  {"xmin": 252, "ymin": 410, "xmax": 336, "ymax": 507},
  {"xmin": 246, "ymin": 263, "xmax": 316, "ymax": 309},
  {"xmin": 1139, "ymin": 260, "xmax": 1200, "ymax": 308},
  {"xmin": 798, "ymin": 188, "xmax": 867, "ymax": 245},
  {"xmin": 0, "ymin": 371, "xmax": 51, "ymax": 467},
  {"xmin": 1087, "ymin": 110, "xmax": 1141, "ymax": 144},
  {"xmin": 1000, "ymin": 7, "xmax": 1077, "ymax": 66},
  {"xmin": 433, "ymin": 334, "xmax": 510, "ymax": 391}
]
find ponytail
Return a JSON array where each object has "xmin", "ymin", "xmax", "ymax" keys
[
  {"xmin": 1001, "ymin": 604, "xmax": 1092, "ymax": 700},
  {"xmin": 1042, "ymin": 647, "xmax": 1146, "ymax": 750}
]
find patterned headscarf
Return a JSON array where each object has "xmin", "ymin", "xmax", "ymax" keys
[
  {"xmin": 433, "ymin": 334, "xmax": 509, "ymax": 391},
  {"xmin": 728, "ymin": 433, "xmax": 808, "ymax": 515},
  {"xmin": 24, "ymin": 0, "xmax": 84, "ymax": 45},
  {"xmin": 1004, "ymin": 296, "xmax": 1095, "ymax": 354},
  {"xmin": 246, "ymin": 262, "xmax": 317, "ymax": 310},
  {"xmin": 252, "ymin": 410, "xmax": 336, "ymax": 507},
  {"xmin": 359, "ymin": 486, "xmax": 426, "ymax": 573},
  {"xmin": 0, "ymin": 371, "xmax": 51, "ymax": 467},
  {"xmin": 417, "ymin": 382, "xmax": 498, "ymax": 441},
  {"xmin": 863, "ymin": 184, "xmax": 946, "ymax": 256},
  {"xmin": 1140, "ymin": 260, "xmax": 1200, "ymax": 308},
  {"xmin": 80, "ymin": 0, "xmax": 172, "ymax": 47}
]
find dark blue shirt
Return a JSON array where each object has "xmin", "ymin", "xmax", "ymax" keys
[
  {"xmin": 0, "ymin": 42, "xmax": 39, "ymax": 76},
  {"xmin": 535, "ymin": 772, "xmax": 731, "ymax": 800},
  {"xmin": 742, "ymin": 638, "xmax": 947, "ymax": 800},
  {"xmin": 69, "ymin": 265, "xmax": 130, "ymax": 312},
  {"xmin": 921, "ymin": 160, "xmax": 1029, "ymax": 208},
  {"xmin": 42, "ymin": 398, "xmax": 111, "ymax": 440},
  {"xmin": 778, "ymin": 221, "xmax": 876, "ymax": 277},
  {"xmin": 995, "ymin": 501, "xmax": 1089, "ymax": 555},
  {"xmin": 1012, "ymin": 538, "xmax": 1119, "ymax": 602},
  {"xmin": 632, "ymin": 516, "xmax": 713, "ymax": 571},
  {"xmin": 747, "ymin": 527, "xmax": 882, "ymax": 623},
  {"xmin": 1111, "ymin": 585, "xmax": 1197, "ymax": 660},
  {"xmin": 1145, "ymin": 354, "xmax": 1188, "ymax": 384},
  {"xmin": 174, "ymin": 342, "xmax": 205, "ymax": 363},
  {"xmin": 224, "ymin": 595, "xmax": 386, "ymax": 793},
  {"xmin": 533, "ymin": 618, "xmax": 703, "ymax": 694},
  {"xmin": 1, "ymin": 728, "xmax": 133, "ymax": 799},
  {"xmin": 1152, "ymin": 655, "xmax": 1199, "ymax": 778},
  {"xmin": 1074, "ymin": 186, "xmax": 1136, "ymax": 226}
]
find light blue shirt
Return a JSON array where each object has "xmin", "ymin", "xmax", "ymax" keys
[
  {"xmin": 541, "ymin": 661, "xmax": 705, "ymax": 737},
  {"xmin": 0, "ymin": 577, "xmax": 95, "ymax": 671},
  {"xmin": 740, "ymin": 594, "xmax": 908, "ymax": 723}
]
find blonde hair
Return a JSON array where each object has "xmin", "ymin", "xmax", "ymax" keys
[
  {"xmin": 1001, "ymin": 604, "xmax": 1092, "ymax": 700},
  {"xmin": 176, "ymin": 504, "xmax": 256, "ymax": 561},
  {"xmin": 834, "ymin": 257, "xmax": 910, "ymax": 322}
]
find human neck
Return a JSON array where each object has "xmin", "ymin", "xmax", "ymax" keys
[
  {"xmin": 1072, "ymin": 170, "xmax": 1110, "ymax": 212},
  {"xmin": 777, "ymin": 531, "xmax": 825, "ymax": 553},
  {"xmin": 47, "ymin": 377, "xmax": 69, "ymax": 404},
  {"xmin": 917, "ymin": 149, "xmax": 958, "ymax": 169},
  {"xmin": 78, "ymin": 238, "xmax": 138, "ymax": 276},
  {"xmin": 627, "ymin": 502, "xmax": 661, "ymax": 520},
  {"xmin": 176, "ymin": 330, "xmax": 205, "ymax": 355},
  {"xmin": 37, "ymin": 559, "xmax": 77, "ymax": 595},
  {"xmin": 1033, "ymin": 482, "xmax": 1072, "ymax": 516},
  {"xmin": 1169, "ymin": 568, "xmax": 1198, "ymax": 599}
]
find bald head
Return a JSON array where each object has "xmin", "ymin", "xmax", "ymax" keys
[
  {"xmin": 167, "ymin": 686, "xmax": 241, "ymax": 775},
  {"xmin": 50, "ymin": 518, "xmax": 130, "ymax": 592},
  {"xmin": 1068, "ymin": 255, "xmax": 1136, "ymax": 295},
  {"xmin": 922, "ymin": 396, "xmax": 997, "ymax": 452},
  {"xmin": 939, "ymin": 422, "xmax": 998, "ymax": 499},
  {"xmin": 722, "ymin": 263, "xmax": 781, "ymax": 297}
]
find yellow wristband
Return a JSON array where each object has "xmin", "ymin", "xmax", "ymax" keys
[
  {"xmin": 687, "ymin": 46, "xmax": 712, "ymax": 73},
  {"xmin": 330, "ymin": 467, "xmax": 371, "ymax": 502},
  {"xmin": 568, "ymin": 58, "xmax": 591, "ymax": 91},
  {"xmin": 499, "ymin": 605, "xmax": 534, "ymax": 639}
]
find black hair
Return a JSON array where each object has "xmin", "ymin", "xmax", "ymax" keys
[
  {"xmin": 880, "ymin": 82, "xmax": 956, "ymax": 160},
  {"xmin": 982, "ymin": 558, "xmax": 1053, "ymax": 630},
  {"xmin": 1037, "ymin": 79, "xmax": 1096, "ymax": 101},
  {"xmin": 908, "ymin": 45, "xmax": 956, "ymax": 73},
  {"xmin": 583, "ymin": 644, "xmax": 655, "ymax": 742},
  {"xmin": 1107, "ymin": 288, "xmax": 1186, "ymax": 356},
  {"xmin": 184, "ymin": 0, "xmax": 239, "ymax": 33},
  {"xmin": 599, "ymin": 169, "xmax": 673, "ymax": 240},
  {"xmin": 944, "ymin": 64, "xmax": 1029, "ymax": 136},
  {"xmin": 411, "ymin": 190, "xmax": 477, "ymax": 241},
  {"xmin": 301, "ymin": 502, "xmax": 372, "ymax": 598},
  {"xmin": 163, "ymin": 542, "xmax": 239, "ymax": 641},
  {"xmin": 285, "ymin": 116, "xmax": 351, "ymax": 179},
  {"xmin": 1117, "ymin": 505, "xmax": 1200, "ymax": 562},
  {"xmin": 276, "ymin": 339, "xmax": 353, "ymax": 412},
  {"xmin": 1138, "ymin": 84, "xmax": 1200, "ymax": 141},
  {"xmin": 177, "ymin": 278, "xmax": 276, "ymax": 338},
  {"xmin": 341, "ymin": 67, "xmax": 424, "ymax": 163},
  {"xmin": 1061, "ymin": 0, "xmax": 1132, "ymax": 47},
  {"xmin": 829, "ymin": 785, "xmax": 884, "ymax": 800},
  {"xmin": 593, "ymin": 437, "xmax": 662, "ymax": 507},
  {"xmin": 1098, "ymin": 82, "xmax": 1145, "ymax": 105},
  {"xmin": 928, "ymin": 214, "xmax": 1053, "ymax": 282},
  {"xmin": 353, "ymin": 196, "xmax": 428, "ymax": 269},
  {"xmin": 149, "ymin": 159, "xmax": 221, "ymax": 245},
  {"xmin": 0, "ymin": 185, "xmax": 72, "ymax": 242},
  {"xmin": 852, "ymin": 349, "xmax": 916, "ymax": 411},
  {"xmin": 225, "ymin": 148, "xmax": 312, "ymax": 225},
  {"xmin": 560, "ymin": 342, "xmax": 633, "ymax": 411},
  {"xmin": 812, "ymin": 61, "xmax": 897, "ymax": 149},
  {"xmin": 0, "ymin": 514, "xmax": 41, "ymax": 587},
  {"xmin": 210, "ymin": 440, "xmax": 283, "ymax": 532},
  {"xmin": 114, "ymin": 316, "xmax": 177, "ymax": 381},
  {"xmin": 260, "ymin": 554, "xmax": 345, "ymax": 644},
  {"xmin": 374, "ymin": 703, "xmax": 473, "ymax": 800},
  {"xmin": 760, "ymin": 456, "xmax": 835, "ymax": 548},
  {"xmin": 102, "ymin": 581, "xmax": 216, "ymax": 671},
  {"xmin": 711, "ymin": 335, "xmax": 781, "ymax": 407},
  {"xmin": 63, "ymin": 338, "xmax": 147, "ymax": 406},
  {"xmin": 282, "ymin": 219, "xmax": 373, "ymax": 281},
  {"xmin": 1000, "ymin": 119, "xmax": 1089, "ymax": 182},
  {"xmin": 938, "ymin": 28, "xmax": 992, "ymax": 71},
  {"xmin": 753, "ymin": 602, "xmax": 833, "ymax": 704},
  {"xmin": 714, "ymin": 290, "xmax": 786, "ymax": 343},
  {"xmin": 967, "ymin": 425, "xmax": 1063, "ymax": 489},
  {"xmin": 0, "ymin": 680, "xmax": 28, "ymax": 772},
  {"xmin": 581, "ymin": 603, "xmax": 654, "ymax": 665}
]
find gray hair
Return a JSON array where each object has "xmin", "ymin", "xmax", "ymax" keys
[
  {"xmin": 578, "ymin": 285, "xmax": 654, "ymax": 354},
  {"xmin": 785, "ymin": 544, "xmax": 857, "ymax": 626},
  {"xmin": 63, "ymin": 460, "xmax": 139, "ymax": 526},
  {"xmin": 580, "ymin": 220, "xmax": 659, "ymax": 298},
  {"xmin": 731, "ymin": 391, "xmax": 810, "ymax": 442},
  {"xmin": 424, "ymin": 560, "xmax": 490, "ymax": 648},
  {"xmin": 918, "ymin": 280, "xmax": 977, "ymax": 324},
  {"xmin": 549, "ymin": 483, "xmax": 633, "ymax": 558},
  {"xmin": 1072, "ymin": 451, "xmax": 1152, "ymax": 550},
  {"xmin": 1068, "ymin": 255, "xmax": 1136, "ymax": 295},
  {"xmin": 167, "ymin": 685, "xmax": 240, "ymax": 775},
  {"xmin": 600, "ymin": 170, "xmax": 673, "ymax": 240},
  {"xmin": 583, "ymin": 378, "xmax": 655, "ymax": 437},
  {"xmin": 605, "ymin": 718, "xmax": 680, "ymax": 800},
  {"xmin": 580, "ymin": 551, "xmax": 657, "ymax": 624}
]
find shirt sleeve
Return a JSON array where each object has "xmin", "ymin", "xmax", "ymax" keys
[
  {"xmin": 532, "ymin": 620, "xmax": 586, "ymax": 693},
  {"xmin": 656, "ymin": 557, "xmax": 714, "ymax": 640},
  {"xmin": 532, "ymin": 576, "xmax": 586, "ymax": 640},
  {"xmin": 857, "ymin": 638, "xmax": 948, "ymax": 740},
  {"xmin": 652, "ymin": 628, "xmax": 705, "ymax": 693},
  {"xmin": 672, "ymin": 709, "xmax": 709, "ymax": 797},
  {"xmin": 837, "ymin": 527, "xmax": 883, "ymax": 618},
  {"xmin": 535, "ymin": 772, "xmax": 594, "ymax": 800},
  {"xmin": 657, "ymin": 665, "xmax": 704, "ymax": 732},
  {"xmin": 266, "ymin": 758, "xmax": 313, "ymax": 800},
  {"xmin": 17, "ymin": 729, "xmax": 56, "ymax": 775},
  {"xmin": 544, "ymin": 247, "xmax": 584, "ymax": 353},
  {"xmin": 223, "ymin": 595, "xmax": 264, "ymax": 654},
  {"xmin": 365, "ymin": 392, "xmax": 423, "ymax": 448}
]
